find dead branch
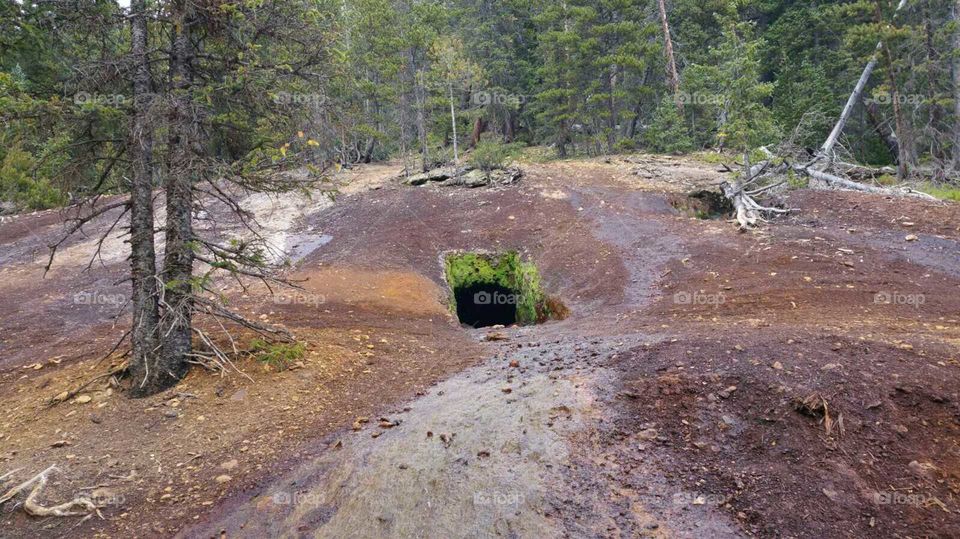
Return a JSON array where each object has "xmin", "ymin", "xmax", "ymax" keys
[
  {"xmin": 192, "ymin": 295, "xmax": 294, "ymax": 342},
  {"xmin": 189, "ymin": 326, "xmax": 254, "ymax": 381},
  {"xmin": 44, "ymin": 199, "xmax": 130, "ymax": 276},
  {"xmin": 798, "ymin": 165, "xmax": 938, "ymax": 200},
  {"xmin": 0, "ymin": 465, "xmax": 102, "ymax": 518}
]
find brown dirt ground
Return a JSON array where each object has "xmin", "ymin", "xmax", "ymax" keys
[{"xmin": 0, "ymin": 154, "xmax": 958, "ymax": 537}]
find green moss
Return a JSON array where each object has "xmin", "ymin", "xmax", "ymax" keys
[{"xmin": 444, "ymin": 250, "xmax": 557, "ymax": 325}]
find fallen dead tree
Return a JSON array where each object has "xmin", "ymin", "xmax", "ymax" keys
[
  {"xmin": 717, "ymin": 146, "xmax": 938, "ymax": 229},
  {"xmin": 715, "ymin": 0, "xmax": 941, "ymax": 228}
]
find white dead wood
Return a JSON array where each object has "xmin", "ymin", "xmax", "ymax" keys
[{"xmin": 0, "ymin": 465, "xmax": 102, "ymax": 519}]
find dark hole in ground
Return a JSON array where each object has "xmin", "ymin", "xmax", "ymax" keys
[
  {"xmin": 453, "ymin": 282, "xmax": 517, "ymax": 328},
  {"xmin": 671, "ymin": 190, "xmax": 734, "ymax": 219}
]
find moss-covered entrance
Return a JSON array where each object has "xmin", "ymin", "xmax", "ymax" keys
[{"xmin": 443, "ymin": 251, "xmax": 564, "ymax": 328}]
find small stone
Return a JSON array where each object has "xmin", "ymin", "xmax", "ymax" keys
[
  {"xmin": 501, "ymin": 387, "xmax": 512, "ymax": 394},
  {"xmin": 214, "ymin": 475, "xmax": 232, "ymax": 483},
  {"xmin": 220, "ymin": 459, "xmax": 239, "ymax": 471},
  {"xmin": 638, "ymin": 428, "xmax": 658, "ymax": 441},
  {"xmin": 908, "ymin": 460, "xmax": 936, "ymax": 477},
  {"xmin": 905, "ymin": 234, "xmax": 918, "ymax": 242},
  {"xmin": 772, "ymin": 361, "xmax": 783, "ymax": 370},
  {"xmin": 509, "ymin": 360, "xmax": 520, "ymax": 368},
  {"xmin": 718, "ymin": 386, "xmax": 737, "ymax": 399},
  {"xmin": 75, "ymin": 395, "xmax": 92, "ymax": 404}
]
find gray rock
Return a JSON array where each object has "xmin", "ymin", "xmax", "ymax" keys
[{"xmin": 403, "ymin": 167, "xmax": 456, "ymax": 185}]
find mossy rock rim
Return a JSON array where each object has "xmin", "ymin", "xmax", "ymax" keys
[{"xmin": 442, "ymin": 249, "xmax": 560, "ymax": 325}]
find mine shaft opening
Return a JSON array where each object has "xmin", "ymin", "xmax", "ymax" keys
[
  {"xmin": 444, "ymin": 250, "xmax": 568, "ymax": 329},
  {"xmin": 453, "ymin": 282, "xmax": 518, "ymax": 328}
]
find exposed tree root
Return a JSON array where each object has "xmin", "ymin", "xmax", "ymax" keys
[
  {"xmin": 720, "ymin": 179, "xmax": 794, "ymax": 229},
  {"xmin": 0, "ymin": 465, "xmax": 103, "ymax": 519}
]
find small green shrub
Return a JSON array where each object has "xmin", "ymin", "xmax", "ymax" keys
[
  {"xmin": 251, "ymin": 339, "xmax": 305, "ymax": 370},
  {"xmin": 613, "ymin": 138, "xmax": 638, "ymax": 152},
  {"xmin": 467, "ymin": 141, "xmax": 519, "ymax": 171}
]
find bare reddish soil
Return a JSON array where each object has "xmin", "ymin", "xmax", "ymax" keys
[{"xmin": 0, "ymin": 155, "xmax": 958, "ymax": 537}]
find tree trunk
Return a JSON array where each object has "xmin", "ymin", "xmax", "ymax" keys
[
  {"xmin": 922, "ymin": 9, "xmax": 945, "ymax": 164},
  {"xmin": 415, "ymin": 66, "xmax": 429, "ymax": 172},
  {"xmin": 881, "ymin": 41, "xmax": 915, "ymax": 179},
  {"xmin": 863, "ymin": 97, "xmax": 899, "ymax": 162},
  {"xmin": 470, "ymin": 116, "xmax": 486, "ymax": 148},
  {"xmin": 449, "ymin": 82, "xmax": 459, "ymax": 169},
  {"xmin": 607, "ymin": 63, "xmax": 618, "ymax": 152},
  {"xmin": 361, "ymin": 137, "xmax": 375, "ymax": 163},
  {"xmin": 557, "ymin": 119, "xmax": 568, "ymax": 158},
  {"xmin": 127, "ymin": 0, "xmax": 163, "ymax": 398},
  {"xmin": 821, "ymin": 52, "xmax": 880, "ymax": 161},
  {"xmin": 626, "ymin": 66, "xmax": 651, "ymax": 140},
  {"xmin": 156, "ymin": 0, "xmax": 194, "ymax": 394},
  {"xmin": 657, "ymin": 0, "xmax": 681, "ymax": 112},
  {"xmin": 503, "ymin": 111, "xmax": 515, "ymax": 143}
]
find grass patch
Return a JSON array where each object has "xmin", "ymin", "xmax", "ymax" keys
[{"xmin": 920, "ymin": 183, "xmax": 960, "ymax": 202}]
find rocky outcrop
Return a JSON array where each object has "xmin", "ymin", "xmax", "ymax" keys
[{"xmin": 401, "ymin": 166, "xmax": 522, "ymax": 188}]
